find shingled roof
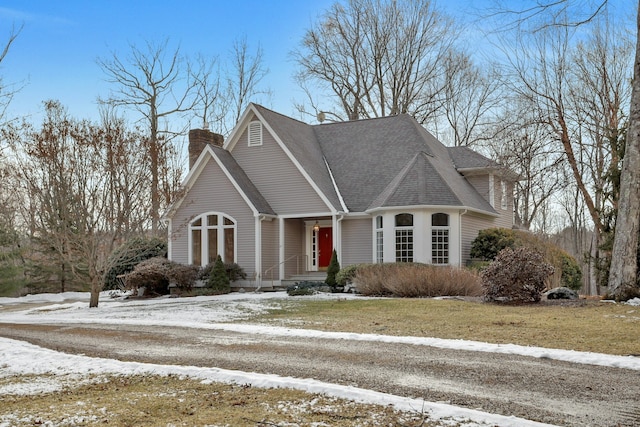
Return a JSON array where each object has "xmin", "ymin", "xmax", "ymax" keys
[
  {"xmin": 210, "ymin": 145, "xmax": 276, "ymax": 215},
  {"xmin": 230, "ymin": 104, "xmax": 500, "ymax": 216}
]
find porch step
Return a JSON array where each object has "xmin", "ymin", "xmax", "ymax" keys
[{"xmin": 281, "ymin": 272, "xmax": 327, "ymax": 288}]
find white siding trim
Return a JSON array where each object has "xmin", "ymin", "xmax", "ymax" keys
[
  {"xmin": 324, "ymin": 157, "xmax": 349, "ymax": 213},
  {"xmin": 489, "ymin": 174, "xmax": 495, "ymax": 208},
  {"xmin": 165, "ymin": 219, "xmax": 173, "ymax": 261}
]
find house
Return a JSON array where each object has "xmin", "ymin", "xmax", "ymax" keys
[{"xmin": 163, "ymin": 103, "xmax": 516, "ymax": 289}]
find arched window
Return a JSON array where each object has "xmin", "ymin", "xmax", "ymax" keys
[
  {"xmin": 395, "ymin": 213, "xmax": 413, "ymax": 262},
  {"xmin": 431, "ymin": 213, "xmax": 449, "ymax": 264},
  {"xmin": 375, "ymin": 215, "xmax": 384, "ymax": 263},
  {"xmin": 190, "ymin": 213, "xmax": 236, "ymax": 266}
]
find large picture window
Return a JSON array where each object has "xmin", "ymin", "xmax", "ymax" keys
[
  {"xmin": 190, "ymin": 213, "xmax": 236, "ymax": 265},
  {"xmin": 431, "ymin": 213, "xmax": 449, "ymax": 264},
  {"xmin": 395, "ymin": 213, "xmax": 413, "ymax": 262}
]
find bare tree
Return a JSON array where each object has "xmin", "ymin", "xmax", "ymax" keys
[
  {"xmin": 490, "ymin": 2, "xmax": 631, "ymax": 294},
  {"xmin": 226, "ymin": 36, "xmax": 270, "ymax": 130},
  {"xmin": 191, "ymin": 53, "xmax": 227, "ymax": 131},
  {"xmin": 485, "ymin": 103, "xmax": 567, "ymax": 230},
  {"xmin": 97, "ymin": 39, "xmax": 197, "ymax": 234},
  {"xmin": 609, "ymin": 2, "xmax": 640, "ymax": 299},
  {"xmin": 440, "ymin": 51, "xmax": 503, "ymax": 147},
  {"xmin": 0, "ymin": 23, "xmax": 23, "ymax": 128},
  {"xmin": 293, "ymin": 0, "xmax": 457, "ymax": 123},
  {"xmin": 9, "ymin": 101, "xmax": 159, "ymax": 306}
]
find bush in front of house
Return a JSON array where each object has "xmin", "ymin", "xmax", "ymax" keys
[
  {"xmin": 103, "ymin": 236, "xmax": 168, "ymax": 290},
  {"xmin": 207, "ymin": 255, "xmax": 230, "ymax": 294},
  {"xmin": 336, "ymin": 264, "xmax": 364, "ymax": 287},
  {"xmin": 286, "ymin": 280, "xmax": 328, "ymax": 296},
  {"xmin": 325, "ymin": 249, "xmax": 341, "ymax": 292},
  {"xmin": 470, "ymin": 228, "xmax": 582, "ymax": 290},
  {"xmin": 559, "ymin": 252, "xmax": 583, "ymax": 291},
  {"xmin": 124, "ymin": 257, "xmax": 198, "ymax": 295},
  {"xmin": 470, "ymin": 228, "xmax": 517, "ymax": 261},
  {"xmin": 481, "ymin": 247, "xmax": 554, "ymax": 303},
  {"xmin": 199, "ymin": 261, "xmax": 247, "ymax": 283},
  {"xmin": 354, "ymin": 263, "xmax": 482, "ymax": 297}
]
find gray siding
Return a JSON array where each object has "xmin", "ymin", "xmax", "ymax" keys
[
  {"xmin": 341, "ymin": 218, "xmax": 373, "ymax": 266},
  {"xmin": 261, "ymin": 219, "xmax": 279, "ymax": 281},
  {"xmin": 466, "ymin": 175, "xmax": 491, "ymax": 206},
  {"xmin": 283, "ymin": 218, "xmax": 305, "ymax": 277},
  {"xmin": 170, "ymin": 157, "xmax": 256, "ymax": 275},
  {"xmin": 460, "ymin": 212, "xmax": 498, "ymax": 265},
  {"xmin": 494, "ymin": 179, "xmax": 514, "ymax": 229},
  {"xmin": 231, "ymin": 124, "xmax": 330, "ymax": 214}
]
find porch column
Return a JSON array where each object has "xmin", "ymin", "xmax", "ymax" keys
[
  {"xmin": 255, "ymin": 215, "xmax": 262, "ymax": 288},
  {"xmin": 278, "ymin": 217, "xmax": 285, "ymax": 281},
  {"xmin": 333, "ymin": 214, "xmax": 344, "ymax": 265}
]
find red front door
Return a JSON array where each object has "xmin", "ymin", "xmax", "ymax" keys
[{"xmin": 318, "ymin": 227, "xmax": 333, "ymax": 268}]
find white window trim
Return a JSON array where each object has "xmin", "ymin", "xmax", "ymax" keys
[
  {"xmin": 394, "ymin": 213, "xmax": 414, "ymax": 263},
  {"xmin": 500, "ymin": 180, "xmax": 508, "ymax": 210},
  {"xmin": 188, "ymin": 212, "xmax": 237, "ymax": 266},
  {"xmin": 489, "ymin": 174, "xmax": 495, "ymax": 207},
  {"xmin": 431, "ymin": 213, "xmax": 450, "ymax": 265},
  {"xmin": 375, "ymin": 215, "xmax": 384, "ymax": 263},
  {"xmin": 248, "ymin": 121, "xmax": 263, "ymax": 147}
]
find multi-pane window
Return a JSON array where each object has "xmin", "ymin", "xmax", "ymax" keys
[
  {"xmin": 190, "ymin": 213, "xmax": 236, "ymax": 265},
  {"xmin": 431, "ymin": 213, "xmax": 449, "ymax": 264},
  {"xmin": 375, "ymin": 215, "xmax": 384, "ymax": 263},
  {"xmin": 395, "ymin": 213, "xmax": 413, "ymax": 262}
]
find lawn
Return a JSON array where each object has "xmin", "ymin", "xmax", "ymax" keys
[
  {"xmin": 252, "ymin": 297, "xmax": 640, "ymax": 356},
  {"xmin": 2, "ymin": 293, "xmax": 639, "ymax": 426},
  {"xmin": 1, "ymin": 374, "xmax": 438, "ymax": 427}
]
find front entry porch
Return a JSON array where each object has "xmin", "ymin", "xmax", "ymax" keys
[{"xmin": 260, "ymin": 216, "xmax": 337, "ymax": 288}]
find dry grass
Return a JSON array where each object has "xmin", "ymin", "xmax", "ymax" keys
[
  {"xmin": 256, "ymin": 297, "xmax": 640, "ymax": 356},
  {"xmin": 355, "ymin": 264, "xmax": 482, "ymax": 297},
  {"xmin": 1, "ymin": 374, "xmax": 437, "ymax": 427}
]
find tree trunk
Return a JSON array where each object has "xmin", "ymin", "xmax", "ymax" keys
[
  {"xmin": 89, "ymin": 279, "xmax": 100, "ymax": 308},
  {"xmin": 608, "ymin": 1, "xmax": 640, "ymax": 299}
]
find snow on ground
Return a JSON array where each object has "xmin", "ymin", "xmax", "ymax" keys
[{"xmin": 1, "ymin": 291, "xmax": 638, "ymax": 427}]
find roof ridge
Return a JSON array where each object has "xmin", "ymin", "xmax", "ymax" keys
[
  {"xmin": 251, "ymin": 103, "xmax": 310, "ymax": 126},
  {"xmin": 311, "ymin": 113, "xmax": 411, "ymax": 128}
]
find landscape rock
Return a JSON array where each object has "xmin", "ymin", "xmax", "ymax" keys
[{"xmin": 546, "ymin": 287, "xmax": 579, "ymax": 300}]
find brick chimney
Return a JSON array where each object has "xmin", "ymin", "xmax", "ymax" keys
[{"xmin": 188, "ymin": 128, "xmax": 224, "ymax": 169}]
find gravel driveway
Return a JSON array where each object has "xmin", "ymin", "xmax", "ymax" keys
[{"xmin": 1, "ymin": 322, "xmax": 638, "ymax": 427}]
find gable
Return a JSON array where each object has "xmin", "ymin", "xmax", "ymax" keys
[
  {"xmin": 229, "ymin": 119, "xmax": 332, "ymax": 215},
  {"xmin": 315, "ymin": 114, "xmax": 496, "ymax": 215}
]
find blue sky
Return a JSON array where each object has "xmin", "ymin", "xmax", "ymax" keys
[{"xmin": 0, "ymin": 0, "xmax": 633, "ymax": 127}]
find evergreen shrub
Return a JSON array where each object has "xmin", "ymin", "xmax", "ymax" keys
[
  {"xmin": 325, "ymin": 249, "xmax": 341, "ymax": 292},
  {"xmin": 208, "ymin": 255, "xmax": 230, "ymax": 294},
  {"xmin": 103, "ymin": 237, "xmax": 167, "ymax": 290}
]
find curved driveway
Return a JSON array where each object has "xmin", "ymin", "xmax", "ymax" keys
[{"xmin": 1, "ymin": 322, "xmax": 639, "ymax": 426}]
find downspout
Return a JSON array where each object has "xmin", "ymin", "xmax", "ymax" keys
[
  {"xmin": 335, "ymin": 213, "xmax": 345, "ymax": 265},
  {"xmin": 459, "ymin": 209, "xmax": 468, "ymax": 267}
]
